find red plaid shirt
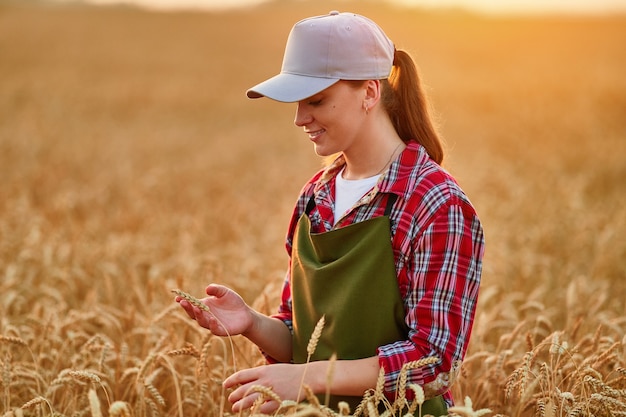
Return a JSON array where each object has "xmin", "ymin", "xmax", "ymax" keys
[{"xmin": 272, "ymin": 142, "xmax": 484, "ymax": 404}]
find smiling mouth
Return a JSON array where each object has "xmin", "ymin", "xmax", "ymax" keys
[{"xmin": 306, "ymin": 129, "xmax": 325, "ymax": 140}]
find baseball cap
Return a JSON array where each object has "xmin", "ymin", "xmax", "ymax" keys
[{"xmin": 246, "ymin": 11, "xmax": 395, "ymax": 103}]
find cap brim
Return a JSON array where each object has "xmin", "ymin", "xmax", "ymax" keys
[{"xmin": 246, "ymin": 73, "xmax": 339, "ymax": 103}]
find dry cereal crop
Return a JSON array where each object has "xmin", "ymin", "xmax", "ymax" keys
[{"xmin": 0, "ymin": 0, "xmax": 625, "ymax": 416}]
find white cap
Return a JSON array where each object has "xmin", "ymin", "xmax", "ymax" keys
[{"xmin": 246, "ymin": 11, "xmax": 395, "ymax": 103}]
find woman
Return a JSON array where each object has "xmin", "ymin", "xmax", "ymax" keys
[{"xmin": 176, "ymin": 11, "xmax": 484, "ymax": 416}]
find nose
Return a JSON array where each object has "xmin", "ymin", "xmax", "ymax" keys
[{"xmin": 294, "ymin": 102, "xmax": 313, "ymax": 127}]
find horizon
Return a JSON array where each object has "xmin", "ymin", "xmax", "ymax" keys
[{"xmin": 49, "ymin": 0, "xmax": 626, "ymax": 15}]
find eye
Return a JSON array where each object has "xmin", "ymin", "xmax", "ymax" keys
[{"xmin": 308, "ymin": 99, "xmax": 322, "ymax": 106}]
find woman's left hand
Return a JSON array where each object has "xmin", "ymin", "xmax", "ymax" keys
[{"xmin": 223, "ymin": 363, "xmax": 309, "ymax": 413}]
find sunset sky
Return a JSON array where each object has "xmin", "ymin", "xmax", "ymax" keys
[{"xmin": 55, "ymin": 0, "xmax": 626, "ymax": 14}]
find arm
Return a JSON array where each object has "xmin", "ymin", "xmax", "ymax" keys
[
  {"xmin": 306, "ymin": 356, "xmax": 380, "ymax": 396},
  {"xmin": 223, "ymin": 356, "xmax": 380, "ymax": 413},
  {"xmin": 242, "ymin": 309, "xmax": 292, "ymax": 363},
  {"xmin": 378, "ymin": 203, "xmax": 484, "ymax": 399}
]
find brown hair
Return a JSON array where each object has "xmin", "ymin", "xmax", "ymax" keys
[{"xmin": 381, "ymin": 49, "xmax": 444, "ymax": 165}]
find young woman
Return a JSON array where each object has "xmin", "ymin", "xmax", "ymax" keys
[{"xmin": 176, "ymin": 11, "xmax": 484, "ymax": 416}]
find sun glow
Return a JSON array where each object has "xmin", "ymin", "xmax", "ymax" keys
[{"xmin": 51, "ymin": 0, "xmax": 626, "ymax": 14}]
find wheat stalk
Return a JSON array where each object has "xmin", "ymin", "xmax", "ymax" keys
[
  {"xmin": 108, "ymin": 401, "xmax": 132, "ymax": 417},
  {"xmin": 353, "ymin": 389, "xmax": 371, "ymax": 417},
  {"xmin": 392, "ymin": 356, "xmax": 440, "ymax": 412},
  {"xmin": 366, "ymin": 399, "xmax": 379, "ymax": 417},
  {"xmin": 303, "ymin": 384, "xmax": 321, "ymax": 408},
  {"xmin": 2, "ymin": 352, "xmax": 12, "ymax": 410},
  {"xmin": 407, "ymin": 384, "xmax": 425, "ymax": 415},
  {"xmin": 373, "ymin": 366, "xmax": 386, "ymax": 406},
  {"xmin": 89, "ymin": 388, "xmax": 103, "ymax": 417},
  {"xmin": 296, "ymin": 315, "xmax": 326, "ymax": 404},
  {"xmin": 324, "ymin": 352, "xmax": 337, "ymax": 407},
  {"xmin": 171, "ymin": 289, "xmax": 237, "ymax": 372},
  {"xmin": 155, "ymin": 353, "xmax": 184, "ymax": 417}
]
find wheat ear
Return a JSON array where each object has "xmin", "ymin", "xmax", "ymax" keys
[
  {"xmin": 307, "ymin": 315, "xmax": 326, "ymax": 358},
  {"xmin": 296, "ymin": 315, "xmax": 326, "ymax": 404},
  {"xmin": 108, "ymin": 402, "xmax": 132, "ymax": 417},
  {"xmin": 392, "ymin": 356, "xmax": 440, "ymax": 412},
  {"xmin": 171, "ymin": 288, "xmax": 237, "ymax": 372},
  {"xmin": 21, "ymin": 396, "xmax": 52, "ymax": 414},
  {"xmin": 88, "ymin": 389, "xmax": 103, "ymax": 417}
]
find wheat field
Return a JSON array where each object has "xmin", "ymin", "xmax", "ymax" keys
[{"xmin": 0, "ymin": 0, "xmax": 625, "ymax": 416}]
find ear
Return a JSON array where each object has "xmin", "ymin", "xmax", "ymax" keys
[{"xmin": 363, "ymin": 79, "xmax": 382, "ymax": 111}]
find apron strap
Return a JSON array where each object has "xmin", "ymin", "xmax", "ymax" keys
[
  {"xmin": 305, "ymin": 195, "xmax": 316, "ymax": 215},
  {"xmin": 384, "ymin": 193, "xmax": 398, "ymax": 216},
  {"xmin": 304, "ymin": 193, "xmax": 398, "ymax": 217}
]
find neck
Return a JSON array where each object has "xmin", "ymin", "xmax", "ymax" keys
[{"xmin": 342, "ymin": 138, "xmax": 405, "ymax": 180}]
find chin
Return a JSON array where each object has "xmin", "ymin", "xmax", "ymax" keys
[{"xmin": 312, "ymin": 144, "xmax": 339, "ymax": 158}]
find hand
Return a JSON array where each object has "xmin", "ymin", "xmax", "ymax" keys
[
  {"xmin": 175, "ymin": 284, "xmax": 253, "ymax": 337},
  {"xmin": 223, "ymin": 363, "xmax": 309, "ymax": 413}
]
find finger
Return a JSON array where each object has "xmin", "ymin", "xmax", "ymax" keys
[
  {"xmin": 191, "ymin": 307, "xmax": 214, "ymax": 328},
  {"xmin": 258, "ymin": 399, "xmax": 280, "ymax": 414},
  {"xmin": 226, "ymin": 383, "xmax": 252, "ymax": 407},
  {"xmin": 176, "ymin": 299, "xmax": 195, "ymax": 319},
  {"xmin": 223, "ymin": 368, "xmax": 254, "ymax": 390},
  {"xmin": 205, "ymin": 283, "xmax": 228, "ymax": 298},
  {"xmin": 231, "ymin": 392, "xmax": 261, "ymax": 413},
  {"xmin": 205, "ymin": 316, "xmax": 225, "ymax": 334}
]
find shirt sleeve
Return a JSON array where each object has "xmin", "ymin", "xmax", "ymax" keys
[
  {"xmin": 377, "ymin": 202, "xmax": 484, "ymax": 402},
  {"xmin": 272, "ymin": 267, "xmax": 293, "ymax": 333}
]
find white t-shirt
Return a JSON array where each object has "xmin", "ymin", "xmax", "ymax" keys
[{"xmin": 334, "ymin": 169, "xmax": 380, "ymax": 225}]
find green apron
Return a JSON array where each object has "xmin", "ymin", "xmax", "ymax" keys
[{"xmin": 290, "ymin": 195, "xmax": 447, "ymax": 415}]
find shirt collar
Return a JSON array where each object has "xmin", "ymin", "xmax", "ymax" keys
[{"xmin": 314, "ymin": 142, "xmax": 431, "ymax": 201}]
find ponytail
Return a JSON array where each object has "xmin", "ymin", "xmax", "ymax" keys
[{"xmin": 382, "ymin": 49, "xmax": 444, "ymax": 165}]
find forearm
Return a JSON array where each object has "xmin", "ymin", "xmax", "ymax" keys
[
  {"xmin": 242, "ymin": 310, "xmax": 293, "ymax": 363},
  {"xmin": 306, "ymin": 356, "xmax": 380, "ymax": 397}
]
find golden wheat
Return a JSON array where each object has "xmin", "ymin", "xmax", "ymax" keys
[
  {"xmin": 324, "ymin": 353, "xmax": 337, "ymax": 407},
  {"xmin": 171, "ymin": 288, "xmax": 238, "ymax": 373},
  {"xmin": 171, "ymin": 289, "xmax": 213, "ymax": 313},
  {"xmin": 109, "ymin": 401, "xmax": 132, "ymax": 417},
  {"xmin": 0, "ymin": 2, "xmax": 624, "ymax": 417},
  {"xmin": 167, "ymin": 343, "xmax": 201, "ymax": 358},
  {"xmin": 88, "ymin": 388, "xmax": 103, "ymax": 417},
  {"xmin": 307, "ymin": 315, "xmax": 326, "ymax": 359},
  {"xmin": 19, "ymin": 396, "xmax": 48, "ymax": 410},
  {"xmin": 249, "ymin": 384, "xmax": 282, "ymax": 405}
]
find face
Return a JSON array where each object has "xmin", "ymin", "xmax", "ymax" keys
[{"xmin": 294, "ymin": 81, "xmax": 368, "ymax": 157}]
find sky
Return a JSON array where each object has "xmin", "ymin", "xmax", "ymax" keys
[{"xmin": 53, "ymin": 0, "xmax": 626, "ymax": 15}]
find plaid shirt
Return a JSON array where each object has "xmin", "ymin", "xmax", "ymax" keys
[{"xmin": 272, "ymin": 142, "xmax": 484, "ymax": 404}]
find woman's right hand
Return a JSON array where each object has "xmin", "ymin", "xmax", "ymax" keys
[{"xmin": 175, "ymin": 284, "xmax": 254, "ymax": 337}]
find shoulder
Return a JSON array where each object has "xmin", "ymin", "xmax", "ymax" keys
[
  {"xmin": 391, "ymin": 143, "xmax": 478, "ymax": 225},
  {"xmin": 294, "ymin": 169, "xmax": 324, "ymax": 212},
  {"xmin": 284, "ymin": 167, "xmax": 327, "ymax": 251}
]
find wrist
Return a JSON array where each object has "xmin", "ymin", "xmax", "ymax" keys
[
  {"xmin": 241, "ymin": 309, "xmax": 261, "ymax": 340},
  {"xmin": 305, "ymin": 360, "xmax": 331, "ymax": 395}
]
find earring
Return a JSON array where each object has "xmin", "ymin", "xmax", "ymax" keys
[{"xmin": 364, "ymin": 104, "xmax": 369, "ymax": 115}]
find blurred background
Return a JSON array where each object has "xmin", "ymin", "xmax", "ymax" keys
[
  {"xmin": 46, "ymin": 0, "xmax": 626, "ymax": 14},
  {"xmin": 0, "ymin": 0, "xmax": 625, "ymax": 415}
]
